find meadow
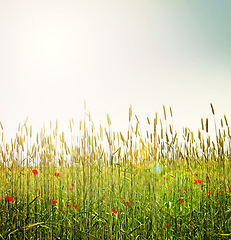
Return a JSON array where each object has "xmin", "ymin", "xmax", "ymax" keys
[{"xmin": 0, "ymin": 104, "xmax": 230, "ymax": 239}]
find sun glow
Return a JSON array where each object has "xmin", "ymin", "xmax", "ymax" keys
[{"xmin": 29, "ymin": 20, "xmax": 75, "ymax": 68}]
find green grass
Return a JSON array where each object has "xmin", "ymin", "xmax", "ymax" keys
[{"xmin": 0, "ymin": 105, "xmax": 231, "ymax": 239}]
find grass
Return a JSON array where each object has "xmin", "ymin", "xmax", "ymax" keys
[{"xmin": 0, "ymin": 104, "xmax": 231, "ymax": 239}]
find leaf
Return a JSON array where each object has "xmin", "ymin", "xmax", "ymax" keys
[
  {"xmin": 28, "ymin": 196, "xmax": 39, "ymax": 206},
  {"xmin": 112, "ymin": 147, "xmax": 121, "ymax": 155},
  {"xmin": 219, "ymin": 233, "xmax": 231, "ymax": 236},
  {"xmin": 40, "ymin": 225, "xmax": 50, "ymax": 230},
  {"xmin": 23, "ymin": 222, "xmax": 46, "ymax": 230},
  {"xmin": 127, "ymin": 224, "xmax": 143, "ymax": 235}
]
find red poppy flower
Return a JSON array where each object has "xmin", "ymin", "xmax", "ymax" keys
[
  {"xmin": 124, "ymin": 201, "xmax": 129, "ymax": 206},
  {"xmin": 195, "ymin": 174, "xmax": 198, "ymax": 176},
  {"xmin": 36, "ymin": 188, "xmax": 39, "ymax": 192},
  {"xmin": 51, "ymin": 199, "xmax": 57, "ymax": 204},
  {"xmin": 147, "ymin": 181, "xmax": 149, "ymax": 184},
  {"xmin": 194, "ymin": 180, "xmax": 198, "ymax": 184},
  {"xmin": 54, "ymin": 173, "xmax": 60, "ymax": 177},
  {"xmin": 74, "ymin": 205, "xmax": 78, "ymax": 209},
  {"xmin": 120, "ymin": 197, "xmax": 124, "ymax": 200},
  {"xmin": 71, "ymin": 183, "xmax": 74, "ymax": 186},
  {"xmin": 6, "ymin": 196, "xmax": 14, "ymax": 203},
  {"xmin": 9, "ymin": 210, "xmax": 13, "ymax": 215},
  {"xmin": 102, "ymin": 197, "xmax": 106, "ymax": 200},
  {"xmin": 60, "ymin": 209, "xmax": 66, "ymax": 213},
  {"xmin": 69, "ymin": 188, "xmax": 73, "ymax": 191},
  {"xmin": 198, "ymin": 180, "xmax": 202, "ymax": 184},
  {"xmin": 67, "ymin": 204, "xmax": 70, "ymax": 207},
  {"xmin": 218, "ymin": 190, "xmax": 221, "ymax": 193},
  {"xmin": 188, "ymin": 223, "xmax": 193, "ymax": 228},
  {"xmin": 165, "ymin": 223, "xmax": 169, "ymax": 226},
  {"xmin": 225, "ymin": 189, "xmax": 229, "ymax": 192},
  {"xmin": 32, "ymin": 169, "xmax": 38, "ymax": 175},
  {"xmin": 184, "ymin": 189, "xmax": 187, "ymax": 192},
  {"xmin": 180, "ymin": 199, "xmax": 184, "ymax": 203},
  {"xmin": 112, "ymin": 209, "xmax": 118, "ymax": 213}
]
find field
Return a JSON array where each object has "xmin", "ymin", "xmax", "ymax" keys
[{"xmin": 0, "ymin": 105, "xmax": 231, "ymax": 239}]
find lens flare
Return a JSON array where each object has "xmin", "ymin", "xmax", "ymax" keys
[{"xmin": 150, "ymin": 162, "xmax": 163, "ymax": 174}]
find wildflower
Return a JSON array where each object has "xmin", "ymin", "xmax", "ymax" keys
[
  {"xmin": 124, "ymin": 201, "xmax": 129, "ymax": 206},
  {"xmin": 54, "ymin": 173, "xmax": 60, "ymax": 177},
  {"xmin": 195, "ymin": 174, "xmax": 198, "ymax": 176},
  {"xmin": 218, "ymin": 190, "xmax": 221, "ymax": 193},
  {"xmin": 60, "ymin": 209, "xmax": 66, "ymax": 213},
  {"xmin": 69, "ymin": 188, "xmax": 73, "ymax": 191},
  {"xmin": 102, "ymin": 197, "xmax": 106, "ymax": 200},
  {"xmin": 54, "ymin": 186, "xmax": 58, "ymax": 191},
  {"xmin": 147, "ymin": 182, "xmax": 149, "ymax": 184},
  {"xmin": 36, "ymin": 188, "xmax": 39, "ymax": 192},
  {"xmin": 194, "ymin": 180, "xmax": 198, "ymax": 184},
  {"xmin": 67, "ymin": 204, "xmax": 70, "ymax": 207},
  {"xmin": 180, "ymin": 212, "xmax": 182, "ymax": 215},
  {"xmin": 188, "ymin": 223, "xmax": 193, "ymax": 228},
  {"xmin": 6, "ymin": 196, "xmax": 14, "ymax": 203},
  {"xmin": 103, "ymin": 225, "xmax": 106, "ymax": 228},
  {"xmin": 225, "ymin": 189, "xmax": 229, "ymax": 192},
  {"xmin": 184, "ymin": 189, "xmax": 187, "ymax": 192},
  {"xmin": 32, "ymin": 169, "xmax": 38, "ymax": 175},
  {"xmin": 74, "ymin": 205, "xmax": 78, "ymax": 209},
  {"xmin": 39, "ymin": 197, "xmax": 43, "ymax": 201},
  {"xmin": 198, "ymin": 180, "xmax": 202, "ymax": 184},
  {"xmin": 112, "ymin": 209, "xmax": 118, "ymax": 213},
  {"xmin": 9, "ymin": 210, "xmax": 13, "ymax": 215},
  {"xmin": 180, "ymin": 199, "xmax": 184, "ymax": 203},
  {"xmin": 165, "ymin": 223, "xmax": 169, "ymax": 226},
  {"xmin": 71, "ymin": 183, "xmax": 74, "ymax": 186},
  {"xmin": 120, "ymin": 197, "xmax": 124, "ymax": 200},
  {"xmin": 51, "ymin": 199, "xmax": 57, "ymax": 204}
]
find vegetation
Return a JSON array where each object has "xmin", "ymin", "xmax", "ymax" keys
[{"xmin": 0, "ymin": 104, "xmax": 230, "ymax": 239}]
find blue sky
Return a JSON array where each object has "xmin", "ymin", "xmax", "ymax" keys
[{"xmin": 0, "ymin": 0, "xmax": 230, "ymax": 143}]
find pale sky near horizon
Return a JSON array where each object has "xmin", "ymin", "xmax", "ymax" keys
[{"xmin": 0, "ymin": 0, "xmax": 231, "ymax": 144}]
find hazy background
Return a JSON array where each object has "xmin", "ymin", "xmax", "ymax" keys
[{"xmin": 1, "ymin": 0, "xmax": 231, "ymax": 144}]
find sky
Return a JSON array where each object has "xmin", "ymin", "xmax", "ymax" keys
[{"xmin": 0, "ymin": 0, "xmax": 231, "ymax": 144}]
